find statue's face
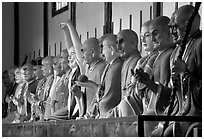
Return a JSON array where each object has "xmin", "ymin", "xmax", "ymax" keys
[
  {"xmin": 2, "ymin": 72, "xmax": 11, "ymax": 87},
  {"xmin": 102, "ymin": 40, "xmax": 112, "ymax": 62},
  {"xmin": 14, "ymin": 68, "xmax": 23, "ymax": 84},
  {"xmin": 42, "ymin": 61, "xmax": 53, "ymax": 77},
  {"xmin": 7, "ymin": 69, "xmax": 15, "ymax": 84},
  {"xmin": 81, "ymin": 45, "xmax": 94, "ymax": 65},
  {"xmin": 116, "ymin": 32, "xmax": 133, "ymax": 58},
  {"xmin": 61, "ymin": 58, "xmax": 69, "ymax": 72},
  {"xmin": 53, "ymin": 59, "xmax": 62, "ymax": 76},
  {"xmin": 140, "ymin": 25, "xmax": 154, "ymax": 52},
  {"xmin": 149, "ymin": 24, "xmax": 170, "ymax": 51},
  {"xmin": 68, "ymin": 51, "xmax": 77, "ymax": 68},
  {"xmin": 21, "ymin": 64, "xmax": 34, "ymax": 82},
  {"xmin": 34, "ymin": 65, "xmax": 44, "ymax": 80}
]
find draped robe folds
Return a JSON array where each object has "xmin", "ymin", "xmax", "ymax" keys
[
  {"xmin": 121, "ymin": 46, "xmax": 176, "ymax": 137},
  {"xmin": 29, "ymin": 77, "xmax": 46, "ymax": 121},
  {"xmin": 21, "ymin": 80, "xmax": 38, "ymax": 122},
  {"xmin": 154, "ymin": 31, "xmax": 202, "ymax": 137},
  {"xmin": 41, "ymin": 75, "xmax": 54, "ymax": 120},
  {"xmin": 48, "ymin": 66, "xmax": 81, "ymax": 120},
  {"xmin": 85, "ymin": 59, "xmax": 106, "ymax": 115},
  {"xmin": 87, "ymin": 58, "xmax": 124, "ymax": 118},
  {"xmin": 105, "ymin": 54, "xmax": 141, "ymax": 118}
]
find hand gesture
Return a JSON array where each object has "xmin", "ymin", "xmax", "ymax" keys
[
  {"xmin": 75, "ymin": 80, "xmax": 98, "ymax": 90},
  {"xmin": 71, "ymin": 85, "xmax": 82, "ymax": 98},
  {"xmin": 133, "ymin": 68, "xmax": 150, "ymax": 85},
  {"xmin": 59, "ymin": 20, "xmax": 72, "ymax": 30}
]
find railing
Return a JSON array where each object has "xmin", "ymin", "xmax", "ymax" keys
[
  {"xmin": 2, "ymin": 115, "xmax": 202, "ymax": 137},
  {"xmin": 137, "ymin": 115, "xmax": 202, "ymax": 137}
]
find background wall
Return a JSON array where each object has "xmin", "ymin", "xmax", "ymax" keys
[
  {"xmin": 2, "ymin": 2, "xmax": 15, "ymax": 72},
  {"xmin": 48, "ymin": 3, "xmax": 70, "ymax": 56},
  {"xmin": 76, "ymin": 2, "xmax": 104, "ymax": 43},
  {"xmin": 19, "ymin": 2, "xmax": 43, "ymax": 65}
]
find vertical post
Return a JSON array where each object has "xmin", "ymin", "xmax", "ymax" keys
[
  {"xmin": 43, "ymin": 2, "xmax": 48, "ymax": 57},
  {"xmin": 104, "ymin": 2, "xmax": 112, "ymax": 34},
  {"xmin": 33, "ymin": 51, "xmax": 35, "ymax": 59},
  {"xmin": 14, "ymin": 2, "xmax": 19, "ymax": 66},
  {"xmin": 70, "ymin": 2, "xmax": 76, "ymax": 27},
  {"xmin": 119, "ymin": 18, "xmax": 122, "ymax": 31},
  {"xmin": 175, "ymin": 2, "xmax": 178, "ymax": 10},
  {"xmin": 111, "ymin": 22, "xmax": 114, "ymax": 33},
  {"xmin": 87, "ymin": 32, "xmax": 89, "ymax": 39},
  {"xmin": 139, "ymin": 10, "xmax": 143, "ymax": 54},
  {"xmin": 95, "ymin": 28, "xmax": 97, "ymax": 38},
  {"xmin": 153, "ymin": 2, "xmax": 163, "ymax": 19},
  {"xmin": 60, "ymin": 41, "xmax": 62, "ymax": 53},
  {"xmin": 129, "ymin": 14, "xmax": 132, "ymax": 30},
  {"xmin": 48, "ymin": 45, "xmax": 51, "ymax": 56},
  {"xmin": 150, "ymin": 6, "xmax": 152, "ymax": 20},
  {"xmin": 137, "ymin": 115, "xmax": 144, "ymax": 137},
  {"xmin": 54, "ymin": 43, "xmax": 57, "ymax": 56}
]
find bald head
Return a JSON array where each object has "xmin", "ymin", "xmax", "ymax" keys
[
  {"xmin": 150, "ymin": 16, "xmax": 170, "ymax": 32},
  {"xmin": 143, "ymin": 20, "xmax": 152, "ymax": 28},
  {"xmin": 116, "ymin": 29, "xmax": 139, "ymax": 59},
  {"xmin": 118, "ymin": 29, "xmax": 139, "ymax": 47},
  {"xmin": 149, "ymin": 16, "xmax": 174, "ymax": 51},
  {"xmin": 61, "ymin": 49, "xmax": 68, "ymax": 59},
  {"xmin": 82, "ymin": 37, "xmax": 101, "ymax": 54},
  {"xmin": 98, "ymin": 34, "xmax": 112, "ymax": 45},
  {"xmin": 42, "ymin": 56, "xmax": 54, "ymax": 67},
  {"xmin": 174, "ymin": 5, "xmax": 200, "ymax": 37},
  {"xmin": 103, "ymin": 34, "xmax": 117, "ymax": 49},
  {"xmin": 141, "ymin": 20, "xmax": 154, "ymax": 52},
  {"xmin": 53, "ymin": 54, "xmax": 62, "ymax": 65}
]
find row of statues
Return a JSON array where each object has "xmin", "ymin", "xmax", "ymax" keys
[{"xmin": 2, "ymin": 4, "xmax": 201, "ymax": 137}]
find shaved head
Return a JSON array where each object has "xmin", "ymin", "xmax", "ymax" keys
[
  {"xmin": 149, "ymin": 16, "xmax": 170, "ymax": 32},
  {"xmin": 42, "ymin": 56, "xmax": 54, "ymax": 67},
  {"xmin": 142, "ymin": 20, "xmax": 152, "ymax": 28},
  {"xmin": 118, "ymin": 29, "xmax": 139, "ymax": 47},
  {"xmin": 82, "ymin": 37, "xmax": 100, "ymax": 54},
  {"xmin": 61, "ymin": 49, "xmax": 68, "ymax": 59},
  {"xmin": 103, "ymin": 34, "xmax": 117, "ymax": 49},
  {"xmin": 116, "ymin": 29, "xmax": 139, "ymax": 59},
  {"xmin": 169, "ymin": 5, "xmax": 200, "ymax": 43}
]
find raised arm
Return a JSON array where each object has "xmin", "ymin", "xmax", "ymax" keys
[
  {"xmin": 60, "ymin": 20, "xmax": 84, "ymax": 63},
  {"xmin": 60, "ymin": 21, "xmax": 86, "ymax": 74},
  {"xmin": 60, "ymin": 23, "xmax": 73, "ymax": 50}
]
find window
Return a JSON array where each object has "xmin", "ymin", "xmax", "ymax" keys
[{"xmin": 52, "ymin": 2, "xmax": 69, "ymax": 17}]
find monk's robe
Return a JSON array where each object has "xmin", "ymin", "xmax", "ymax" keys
[
  {"xmin": 105, "ymin": 53, "xmax": 141, "ymax": 118},
  {"xmin": 21, "ymin": 79, "xmax": 38, "ymax": 122},
  {"xmin": 54, "ymin": 70, "xmax": 71, "ymax": 111},
  {"xmin": 119, "ymin": 45, "xmax": 176, "ymax": 137},
  {"xmin": 48, "ymin": 66, "xmax": 81, "ymax": 120},
  {"xmin": 154, "ymin": 30, "xmax": 202, "ymax": 137},
  {"xmin": 87, "ymin": 57, "xmax": 124, "ymax": 118},
  {"xmin": 121, "ymin": 53, "xmax": 141, "ymax": 98},
  {"xmin": 85, "ymin": 59, "xmax": 106, "ymax": 115},
  {"xmin": 40, "ymin": 75, "xmax": 54, "ymax": 120},
  {"xmin": 29, "ymin": 77, "xmax": 46, "ymax": 121},
  {"xmin": 135, "ymin": 50, "xmax": 159, "ymax": 112}
]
